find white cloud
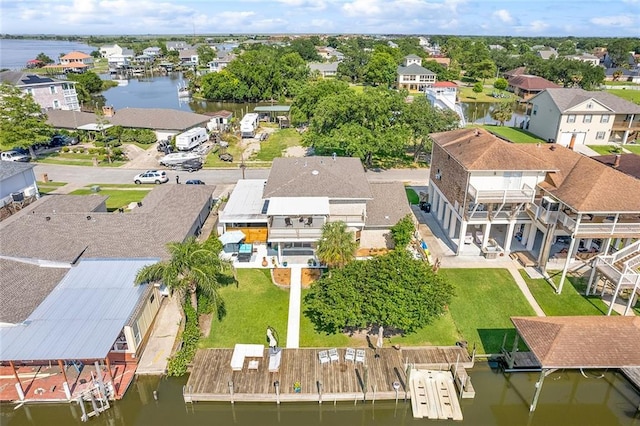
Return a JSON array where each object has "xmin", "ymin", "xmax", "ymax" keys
[
  {"xmin": 528, "ymin": 20, "xmax": 549, "ymax": 32},
  {"xmin": 590, "ymin": 15, "xmax": 635, "ymax": 26},
  {"xmin": 276, "ymin": 0, "xmax": 327, "ymax": 9},
  {"xmin": 493, "ymin": 9, "xmax": 513, "ymax": 24},
  {"xmin": 342, "ymin": 0, "xmax": 382, "ymax": 17}
]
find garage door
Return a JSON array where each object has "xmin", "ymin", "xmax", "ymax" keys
[{"xmin": 559, "ymin": 132, "xmax": 586, "ymax": 147}]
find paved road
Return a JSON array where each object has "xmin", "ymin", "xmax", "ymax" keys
[{"xmin": 34, "ymin": 164, "xmax": 429, "ymax": 186}]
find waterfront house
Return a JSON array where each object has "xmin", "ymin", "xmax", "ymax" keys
[
  {"xmin": 427, "ymin": 127, "xmax": 640, "ymax": 294},
  {"xmin": 397, "ymin": 54, "xmax": 436, "ymax": 91},
  {"xmin": 425, "ymin": 81, "xmax": 465, "ymax": 127},
  {"xmin": 0, "ymin": 71, "xmax": 80, "ymax": 111},
  {"xmin": 179, "ymin": 49, "xmax": 199, "ymax": 66},
  {"xmin": 218, "ymin": 157, "xmax": 412, "ymax": 264},
  {"xmin": 0, "ymin": 185, "xmax": 216, "ymax": 401},
  {"xmin": 526, "ymin": 88, "xmax": 640, "ymax": 146},
  {"xmin": 100, "ymin": 44, "xmax": 124, "ymax": 58},
  {"xmin": 59, "ymin": 51, "xmax": 93, "ymax": 68},
  {"xmin": 207, "ymin": 54, "xmax": 234, "ymax": 73},
  {"xmin": 507, "ymin": 75, "xmax": 560, "ymax": 101},
  {"xmin": 143, "ymin": 46, "xmax": 162, "ymax": 57}
]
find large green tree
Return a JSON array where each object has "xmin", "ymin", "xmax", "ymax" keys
[
  {"xmin": 290, "ymin": 79, "xmax": 349, "ymax": 125},
  {"xmin": 304, "ymin": 250, "xmax": 454, "ymax": 334},
  {"xmin": 316, "ymin": 221, "xmax": 358, "ymax": 269},
  {"xmin": 363, "ymin": 51, "xmax": 398, "ymax": 87},
  {"xmin": 0, "ymin": 83, "xmax": 52, "ymax": 157},
  {"xmin": 134, "ymin": 237, "xmax": 229, "ymax": 314}
]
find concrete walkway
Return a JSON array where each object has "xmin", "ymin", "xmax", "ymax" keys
[
  {"xmin": 286, "ymin": 266, "xmax": 302, "ymax": 348},
  {"xmin": 136, "ymin": 295, "xmax": 183, "ymax": 375},
  {"xmin": 507, "ymin": 267, "xmax": 546, "ymax": 317}
]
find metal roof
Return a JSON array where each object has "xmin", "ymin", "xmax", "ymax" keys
[
  {"xmin": 219, "ymin": 179, "xmax": 267, "ymax": 223},
  {"xmin": 0, "ymin": 258, "xmax": 159, "ymax": 362},
  {"xmin": 253, "ymin": 105, "xmax": 291, "ymax": 112}
]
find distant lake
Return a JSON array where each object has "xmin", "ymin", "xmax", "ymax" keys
[{"xmin": 0, "ymin": 38, "xmax": 95, "ymax": 70}]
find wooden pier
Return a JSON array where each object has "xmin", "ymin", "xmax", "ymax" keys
[{"xmin": 184, "ymin": 346, "xmax": 472, "ymax": 404}]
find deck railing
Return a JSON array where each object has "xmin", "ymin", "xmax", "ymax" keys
[{"xmin": 468, "ymin": 183, "xmax": 534, "ymax": 203}]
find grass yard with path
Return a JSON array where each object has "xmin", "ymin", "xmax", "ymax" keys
[
  {"xmin": 37, "ymin": 180, "xmax": 66, "ymax": 194},
  {"xmin": 252, "ymin": 129, "xmax": 302, "ymax": 162},
  {"xmin": 520, "ymin": 270, "xmax": 613, "ymax": 316},
  {"xmin": 587, "ymin": 145, "xmax": 620, "ymax": 155},
  {"xmin": 606, "ymin": 89, "xmax": 640, "ymax": 105},
  {"xmin": 481, "ymin": 125, "xmax": 546, "ymax": 144},
  {"xmin": 458, "ymin": 86, "xmax": 516, "ymax": 103},
  {"xmin": 37, "ymin": 151, "xmax": 126, "ymax": 167},
  {"xmin": 440, "ymin": 268, "xmax": 536, "ymax": 354},
  {"xmin": 623, "ymin": 144, "xmax": 640, "ymax": 155},
  {"xmin": 69, "ymin": 188, "xmax": 151, "ymax": 211}
]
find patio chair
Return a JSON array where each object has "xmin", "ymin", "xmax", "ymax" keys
[
  {"xmin": 318, "ymin": 350, "xmax": 330, "ymax": 364},
  {"xmin": 345, "ymin": 348, "xmax": 356, "ymax": 362},
  {"xmin": 304, "ymin": 217, "xmax": 313, "ymax": 227},
  {"xmin": 328, "ymin": 348, "xmax": 339, "ymax": 363},
  {"xmin": 355, "ymin": 349, "xmax": 365, "ymax": 364},
  {"xmin": 285, "ymin": 217, "xmax": 293, "ymax": 227}
]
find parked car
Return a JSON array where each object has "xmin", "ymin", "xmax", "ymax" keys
[
  {"xmin": 133, "ymin": 170, "xmax": 168, "ymax": 184},
  {"xmin": 219, "ymin": 153, "xmax": 233, "ymax": 162},
  {"xmin": 50, "ymin": 135, "xmax": 78, "ymax": 147},
  {"xmin": 185, "ymin": 179, "xmax": 205, "ymax": 185},
  {"xmin": 1, "ymin": 150, "xmax": 30, "ymax": 162},
  {"xmin": 173, "ymin": 158, "xmax": 203, "ymax": 172}
]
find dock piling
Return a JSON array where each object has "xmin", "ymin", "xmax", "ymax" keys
[
  {"xmin": 228, "ymin": 381, "xmax": 234, "ymax": 404},
  {"xmin": 317, "ymin": 380, "xmax": 322, "ymax": 404},
  {"xmin": 274, "ymin": 381, "xmax": 280, "ymax": 404}
]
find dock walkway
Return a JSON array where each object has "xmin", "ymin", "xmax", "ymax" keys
[{"xmin": 184, "ymin": 346, "xmax": 472, "ymax": 403}]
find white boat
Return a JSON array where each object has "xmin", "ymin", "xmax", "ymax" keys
[
  {"xmin": 177, "ymin": 82, "xmax": 190, "ymax": 98},
  {"xmin": 158, "ymin": 152, "xmax": 201, "ymax": 166}
]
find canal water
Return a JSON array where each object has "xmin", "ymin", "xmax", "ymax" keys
[{"xmin": 1, "ymin": 363, "xmax": 638, "ymax": 425}]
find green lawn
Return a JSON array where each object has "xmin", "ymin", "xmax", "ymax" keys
[
  {"xmin": 201, "ymin": 269, "xmax": 291, "ymax": 348},
  {"xmin": 37, "ymin": 152, "xmax": 126, "ymax": 167},
  {"xmin": 85, "ymin": 183, "xmax": 146, "ymax": 189},
  {"xmin": 458, "ymin": 85, "xmax": 515, "ymax": 103},
  {"xmin": 520, "ymin": 270, "xmax": 612, "ymax": 316},
  {"xmin": 252, "ymin": 129, "xmax": 302, "ymax": 161},
  {"xmin": 482, "ymin": 125, "xmax": 546, "ymax": 143},
  {"xmin": 587, "ymin": 145, "xmax": 619, "ymax": 155},
  {"xmin": 37, "ymin": 180, "xmax": 66, "ymax": 194},
  {"xmin": 624, "ymin": 144, "xmax": 640, "ymax": 155},
  {"xmin": 440, "ymin": 269, "xmax": 536, "ymax": 354},
  {"xmin": 405, "ymin": 187, "xmax": 419, "ymax": 204},
  {"xmin": 127, "ymin": 142, "xmax": 155, "ymax": 150},
  {"xmin": 604, "ymin": 81, "xmax": 640, "ymax": 87},
  {"xmin": 69, "ymin": 188, "xmax": 150, "ymax": 211},
  {"xmin": 606, "ymin": 89, "xmax": 640, "ymax": 105}
]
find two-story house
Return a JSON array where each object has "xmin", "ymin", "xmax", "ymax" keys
[
  {"xmin": 219, "ymin": 157, "xmax": 412, "ymax": 264},
  {"xmin": 143, "ymin": 47, "xmax": 162, "ymax": 57},
  {"xmin": 207, "ymin": 54, "xmax": 234, "ymax": 73},
  {"xmin": 428, "ymin": 128, "xmax": 640, "ymax": 296},
  {"xmin": 527, "ymin": 88, "xmax": 640, "ymax": 146},
  {"xmin": 425, "ymin": 81, "xmax": 465, "ymax": 127},
  {"xmin": 166, "ymin": 41, "xmax": 192, "ymax": 52},
  {"xmin": 0, "ymin": 71, "xmax": 80, "ymax": 111},
  {"xmin": 59, "ymin": 51, "xmax": 93, "ymax": 68},
  {"xmin": 397, "ymin": 55, "xmax": 436, "ymax": 91},
  {"xmin": 179, "ymin": 49, "xmax": 199, "ymax": 66},
  {"xmin": 100, "ymin": 44, "xmax": 124, "ymax": 58}
]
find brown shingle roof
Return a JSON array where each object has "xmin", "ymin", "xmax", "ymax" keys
[
  {"xmin": 508, "ymin": 75, "xmax": 560, "ymax": 91},
  {"xmin": 0, "ymin": 259, "xmax": 69, "ymax": 324},
  {"xmin": 365, "ymin": 182, "xmax": 413, "ymax": 227},
  {"xmin": 0, "ymin": 185, "xmax": 215, "ymax": 263},
  {"xmin": 263, "ymin": 157, "xmax": 373, "ymax": 199},
  {"xmin": 430, "ymin": 128, "xmax": 552, "ymax": 171},
  {"xmin": 431, "ymin": 128, "xmax": 640, "ymax": 213},
  {"xmin": 512, "ymin": 316, "xmax": 640, "ymax": 368},
  {"xmin": 592, "ymin": 153, "xmax": 640, "ymax": 180},
  {"xmin": 60, "ymin": 51, "xmax": 91, "ymax": 60}
]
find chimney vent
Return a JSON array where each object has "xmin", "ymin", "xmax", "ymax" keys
[{"xmin": 614, "ymin": 154, "xmax": 621, "ymax": 168}]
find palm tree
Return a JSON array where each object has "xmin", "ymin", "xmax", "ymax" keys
[
  {"xmin": 316, "ymin": 221, "xmax": 358, "ymax": 268},
  {"xmin": 135, "ymin": 236, "xmax": 230, "ymax": 314},
  {"xmin": 490, "ymin": 103, "xmax": 513, "ymax": 127}
]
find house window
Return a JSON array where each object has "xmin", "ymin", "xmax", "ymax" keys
[
  {"xmin": 53, "ymin": 100, "xmax": 60, "ymax": 109},
  {"xmin": 583, "ymin": 114, "xmax": 592, "ymax": 123},
  {"xmin": 532, "ymin": 105, "xmax": 538, "ymax": 115},
  {"xmin": 49, "ymin": 86, "xmax": 56, "ymax": 94},
  {"xmin": 600, "ymin": 115, "xmax": 610, "ymax": 123},
  {"xmin": 567, "ymin": 114, "xmax": 576, "ymax": 123},
  {"xmin": 406, "ymin": 75, "xmax": 416, "ymax": 81},
  {"xmin": 596, "ymin": 131, "xmax": 606, "ymax": 140},
  {"xmin": 132, "ymin": 321, "xmax": 142, "ymax": 345},
  {"xmin": 26, "ymin": 88, "xmax": 33, "ymax": 95}
]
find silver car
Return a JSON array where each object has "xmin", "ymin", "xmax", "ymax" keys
[{"xmin": 134, "ymin": 170, "xmax": 168, "ymax": 184}]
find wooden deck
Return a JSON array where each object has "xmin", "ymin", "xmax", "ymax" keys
[{"xmin": 184, "ymin": 347, "xmax": 472, "ymax": 403}]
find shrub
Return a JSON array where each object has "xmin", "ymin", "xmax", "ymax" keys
[
  {"xmin": 166, "ymin": 301, "xmax": 201, "ymax": 376},
  {"xmin": 61, "ymin": 147, "xmax": 70, "ymax": 153}
]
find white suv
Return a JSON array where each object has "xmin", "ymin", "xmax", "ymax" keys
[{"xmin": 134, "ymin": 170, "xmax": 168, "ymax": 184}]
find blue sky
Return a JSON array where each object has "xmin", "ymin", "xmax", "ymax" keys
[{"xmin": 1, "ymin": 0, "xmax": 638, "ymax": 36}]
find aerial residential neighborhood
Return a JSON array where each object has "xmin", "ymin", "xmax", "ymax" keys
[{"xmin": 1, "ymin": 1, "xmax": 640, "ymax": 423}]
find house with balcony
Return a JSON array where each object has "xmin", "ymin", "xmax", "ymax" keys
[
  {"xmin": 507, "ymin": 75, "xmax": 560, "ymax": 102},
  {"xmin": 428, "ymin": 128, "xmax": 640, "ymax": 297},
  {"xmin": 425, "ymin": 81, "xmax": 465, "ymax": 127},
  {"xmin": 219, "ymin": 157, "xmax": 411, "ymax": 264},
  {"xmin": 397, "ymin": 55, "xmax": 436, "ymax": 91},
  {"xmin": 0, "ymin": 71, "xmax": 80, "ymax": 111},
  {"xmin": 526, "ymin": 88, "xmax": 640, "ymax": 146},
  {"xmin": 59, "ymin": 51, "xmax": 93, "ymax": 68}
]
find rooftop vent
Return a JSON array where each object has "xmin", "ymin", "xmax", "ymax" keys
[{"xmin": 311, "ymin": 170, "xmax": 319, "ymax": 176}]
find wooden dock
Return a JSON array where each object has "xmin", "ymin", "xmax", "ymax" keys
[
  {"xmin": 410, "ymin": 370, "xmax": 463, "ymax": 421},
  {"xmin": 184, "ymin": 346, "xmax": 472, "ymax": 403},
  {"xmin": 621, "ymin": 367, "xmax": 640, "ymax": 391}
]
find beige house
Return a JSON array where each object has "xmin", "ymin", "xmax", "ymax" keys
[
  {"xmin": 527, "ymin": 88, "xmax": 640, "ymax": 146},
  {"xmin": 428, "ymin": 128, "xmax": 640, "ymax": 299},
  {"xmin": 397, "ymin": 55, "xmax": 436, "ymax": 91}
]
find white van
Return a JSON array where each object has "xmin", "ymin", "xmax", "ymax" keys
[
  {"xmin": 240, "ymin": 113, "xmax": 259, "ymax": 138},
  {"xmin": 175, "ymin": 127, "xmax": 208, "ymax": 151}
]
